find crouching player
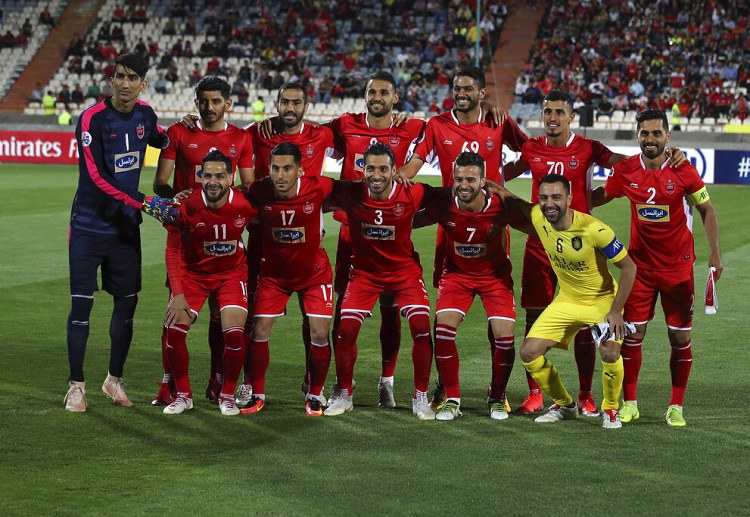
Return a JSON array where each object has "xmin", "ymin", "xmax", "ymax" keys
[
  {"xmin": 241, "ymin": 143, "xmax": 334, "ymax": 417},
  {"xmin": 161, "ymin": 150, "xmax": 257, "ymax": 415},
  {"xmin": 498, "ymin": 174, "xmax": 637, "ymax": 429},
  {"xmin": 420, "ymin": 152, "xmax": 529, "ymax": 421}
]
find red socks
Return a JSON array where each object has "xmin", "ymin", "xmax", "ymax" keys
[
  {"xmin": 669, "ymin": 339, "xmax": 692, "ymax": 406},
  {"xmin": 434, "ymin": 324, "xmax": 459, "ymax": 399},
  {"xmin": 160, "ymin": 326, "xmax": 170, "ymax": 377},
  {"xmin": 490, "ymin": 336, "xmax": 515, "ymax": 400},
  {"xmin": 166, "ymin": 324, "xmax": 191, "ymax": 398},
  {"xmin": 405, "ymin": 307, "xmax": 433, "ymax": 394},
  {"xmin": 621, "ymin": 336, "xmax": 643, "ymax": 401},
  {"xmin": 248, "ymin": 338, "xmax": 270, "ymax": 396},
  {"xmin": 220, "ymin": 326, "xmax": 245, "ymax": 398},
  {"xmin": 380, "ymin": 303, "xmax": 401, "ymax": 378},
  {"xmin": 308, "ymin": 341, "xmax": 331, "ymax": 397},
  {"xmin": 334, "ymin": 312, "xmax": 363, "ymax": 395},
  {"xmin": 574, "ymin": 325, "xmax": 596, "ymax": 395},
  {"xmin": 208, "ymin": 315, "xmax": 224, "ymax": 384}
]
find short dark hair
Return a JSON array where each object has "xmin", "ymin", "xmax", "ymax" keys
[
  {"xmin": 453, "ymin": 152, "xmax": 485, "ymax": 177},
  {"xmin": 113, "ymin": 53, "xmax": 148, "ymax": 79},
  {"xmin": 270, "ymin": 142, "xmax": 302, "ymax": 165},
  {"xmin": 452, "ymin": 66, "xmax": 486, "ymax": 89},
  {"xmin": 544, "ymin": 89, "xmax": 573, "ymax": 110},
  {"xmin": 636, "ymin": 108, "xmax": 669, "ymax": 132},
  {"xmin": 368, "ymin": 71, "xmax": 397, "ymax": 91},
  {"xmin": 363, "ymin": 141, "xmax": 395, "ymax": 167},
  {"xmin": 277, "ymin": 82, "xmax": 308, "ymax": 105},
  {"xmin": 195, "ymin": 76, "xmax": 231, "ymax": 99},
  {"xmin": 202, "ymin": 149, "xmax": 232, "ymax": 175},
  {"xmin": 538, "ymin": 173, "xmax": 570, "ymax": 194}
]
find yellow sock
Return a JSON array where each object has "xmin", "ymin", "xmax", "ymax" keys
[
  {"xmin": 523, "ymin": 355, "xmax": 573, "ymax": 407},
  {"xmin": 601, "ymin": 356, "xmax": 624, "ymax": 410}
]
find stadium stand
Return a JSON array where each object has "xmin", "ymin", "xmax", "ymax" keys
[
  {"xmin": 510, "ymin": 0, "xmax": 749, "ymax": 132},
  {"xmin": 0, "ymin": 0, "xmax": 65, "ymax": 100},
  {"xmin": 24, "ymin": 0, "xmax": 510, "ymax": 121}
]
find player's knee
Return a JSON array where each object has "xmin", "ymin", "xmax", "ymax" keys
[
  {"xmin": 667, "ymin": 328, "xmax": 691, "ymax": 346},
  {"xmin": 519, "ymin": 341, "xmax": 540, "ymax": 362},
  {"xmin": 69, "ymin": 294, "xmax": 94, "ymax": 320},
  {"xmin": 252, "ymin": 318, "xmax": 273, "ymax": 341},
  {"xmin": 599, "ymin": 342, "xmax": 621, "ymax": 363}
]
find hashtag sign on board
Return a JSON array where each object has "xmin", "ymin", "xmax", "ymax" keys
[{"xmin": 739, "ymin": 157, "xmax": 750, "ymax": 179}]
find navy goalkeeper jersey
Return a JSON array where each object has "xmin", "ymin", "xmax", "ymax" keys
[{"xmin": 70, "ymin": 97, "xmax": 167, "ymax": 234}]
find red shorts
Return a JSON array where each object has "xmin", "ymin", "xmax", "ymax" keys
[
  {"xmin": 253, "ymin": 268, "xmax": 334, "ymax": 319},
  {"xmin": 625, "ymin": 267, "xmax": 694, "ymax": 330},
  {"xmin": 341, "ymin": 270, "xmax": 430, "ymax": 315},
  {"xmin": 246, "ymin": 222, "xmax": 263, "ymax": 294},
  {"xmin": 436, "ymin": 271, "xmax": 516, "ymax": 321},
  {"xmin": 334, "ymin": 224, "xmax": 353, "ymax": 294},
  {"xmin": 179, "ymin": 270, "xmax": 248, "ymax": 319},
  {"xmin": 521, "ymin": 236, "xmax": 556, "ymax": 309}
]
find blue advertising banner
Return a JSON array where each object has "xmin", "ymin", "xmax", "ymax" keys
[{"xmin": 714, "ymin": 150, "xmax": 750, "ymax": 185}]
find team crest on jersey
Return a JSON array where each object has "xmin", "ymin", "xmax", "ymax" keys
[
  {"xmin": 568, "ymin": 157, "xmax": 579, "ymax": 170},
  {"xmin": 389, "ymin": 136, "xmax": 401, "ymax": 147},
  {"xmin": 665, "ymin": 180, "xmax": 675, "ymax": 194},
  {"xmin": 571, "ymin": 236, "xmax": 583, "ymax": 251},
  {"xmin": 393, "ymin": 203, "xmax": 405, "ymax": 217},
  {"xmin": 303, "ymin": 201, "xmax": 314, "ymax": 215},
  {"xmin": 229, "ymin": 145, "xmax": 238, "ymax": 158},
  {"xmin": 234, "ymin": 217, "xmax": 246, "ymax": 229},
  {"xmin": 486, "ymin": 139, "xmax": 495, "ymax": 151},
  {"xmin": 204, "ymin": 240, "xmax": 238, "ymax": 256},
  {"xmin": 305, "ymin": 146, "xmax": 315, "ymax": 158},
  {"xmin": 136, "ymin": 124, "xmax": 145, "ymax": 139}
]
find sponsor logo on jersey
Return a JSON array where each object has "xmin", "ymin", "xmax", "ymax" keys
[
  {"xmin": 81, "ymin": 131, "xmax": 92, "ymax": 147},
  {"xmin": 114, "ymin": 151, "xmax": 140, "ymax": 173},
  {"xmin": 354, "ymin": 153, "xmax": 365, "ymax": 172},
  {"xmin": 636, "ymin": 204, "xmax": 670, "ymax": 222},
  {"xmin": 454, "ymin": 242, "xmax": 486, "ymax": 258},
  {"xmin": 361, "ymin": 224, "xmax": 396, "ymax": 240},
  {"xmin": 203, "ymin": 240, "xmax": 238, "ymax": 256},
  {"xmin": 303, "ymin": 201, "xmax": 314, "ymax": 215},
  {"xmin": 571, "ymin": 236, "xmax": 582, "ymax": 250},
  {"xmin": 136, "ymin": 124, "xmax": 145, "ymax": 139},
  {"xmin": 305, "ymin": 146, "xmax": 315, "ymax": 158},
  {"xmin": 389, "ymin": 136, "xmax": 400, "ymax": 147},
  {"xmin": 630, "ymin": 183, "xmax": 639, "ymax": 188},
  {"xmin": 443, "ymin": 140, "xmax": 453, "ymax": 145},
  {"xmin": 229, "ymin": 145, "xmax": 238, "ymax": 158},
  {"xmin": 271, "ymin": 226, "xmax": 306, "ymax": 243},
  {"xmin": 532, "ymin": 157, "xmax": 541, "ymax": 162},
  {"xmin": 568, "ymin": 157, "xmax": 579, "ymax": 169},
  {"xmin": 665, "ymin": 179, "xmax": 675, "ymax": 194},
  {"xmin": 393, "ymin": 203, "xmax": 405, "ymax": 217},
  {"xmin": 234, "ymin": 217, "xmax": 246, "ymax": 228},
  {"xmin": 486, "ymin": 139, "xmax": 495, "ymax": 151}
]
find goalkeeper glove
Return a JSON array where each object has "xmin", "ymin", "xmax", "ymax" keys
[{"xmin": 142, "ymin": 195, "xmax": 178, "ymax": 223}]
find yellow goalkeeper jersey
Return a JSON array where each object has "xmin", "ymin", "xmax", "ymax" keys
[{"xmin": 529, "ymin": 205, "xmax": 629, "ymax": 305}]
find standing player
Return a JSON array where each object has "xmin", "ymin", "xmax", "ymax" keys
[
  {"xmin": 499, "ymin": 175, "xmax": 637, "ymax": 429},
  {"xmin": 241, "ymin": 143, "xmax": 334, "ymax": 417},
  {"xmin": 324, "ymin": 71, "xmax": 426, "ymax": 408},
  {"xmin": 420, "ymin": 152, "xmax": 528, "ymax": 421},
  {"xmin": 325, "ymin": 142, "xmax": 435, "ymax": 420},
  {"xmin": 396, "ymin": 65, "xmax": 528, "ymax": 407},
  {"xmin": 65, "ymin": 53, "xmax": 176, "ymax": 412},
  {"xmin": 160, "ymin": 150, "xmax": 257, "ymax": 415},
  {"xmin": 594, "ymin": 109, "xmax": 722, "ymax": 427},
  {"xmin": 152, "ymin": 76, "xmax": 254, "ymax": 406}
]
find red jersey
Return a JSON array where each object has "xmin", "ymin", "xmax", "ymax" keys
[
  {"xmin": 167, "ymin": 187, "xmax": 257, "ymax": 279},
  {"xmin": 521, "ymin": 132, "xmax": 613, "ymax": 214},
  {"xmin": 246, "ymin": 176, "xmax": 333, "ymax": 286},
  {"xmin": 424, "ymin": 191, "xmax": 524, "ymax": 277},
  {"xmin": 330, "ymin": 181, "xmax": 433, "ymax": 280},
  {"xmin": 325, "ymin": 113, "xmax": 425, "ymax": 180},
  {"xmin": 604, "ymin": 154, "xmax": 709, "ymax": 272},
  {"xmin": 160, "ymin": 121, "xmax": 254, "ymax": 192},
  {"xmin": 413, "ymin": 110, "xmax": 528, "ymax": 185},
  {"xmin": 246, "ymin": 122, "xmax": 335, "ymax": 179}
]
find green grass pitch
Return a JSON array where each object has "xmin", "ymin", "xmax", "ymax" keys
[{"xmin": 1, "ymin": 164, "xmax": 748, "ymax": 515}]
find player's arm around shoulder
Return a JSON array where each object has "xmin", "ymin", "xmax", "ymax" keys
[{"xmin": 592, "ymin": 163, "xmax": 625, "ymax": 207}]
